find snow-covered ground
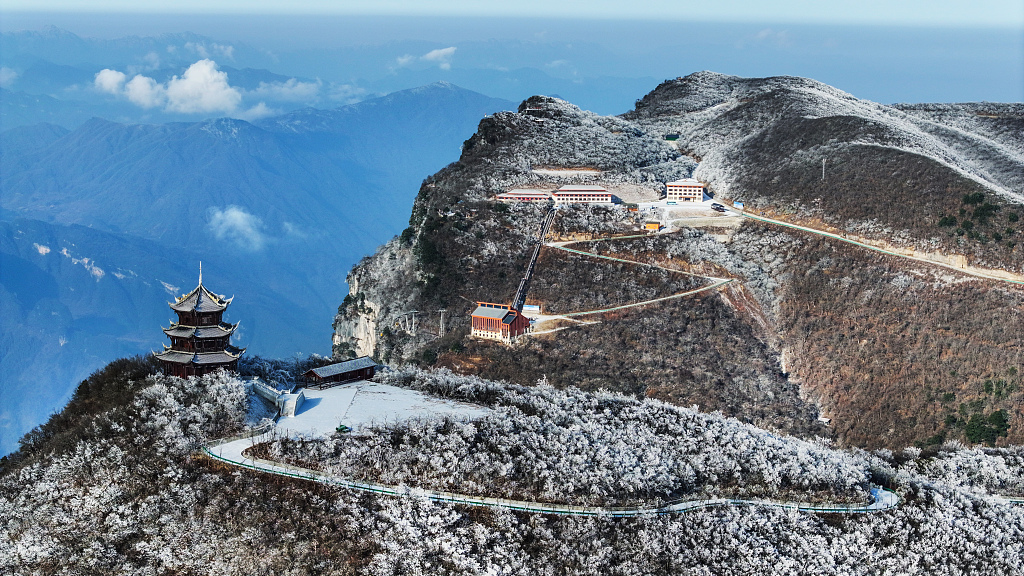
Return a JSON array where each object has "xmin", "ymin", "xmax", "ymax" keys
[{"xmin": 275, "ymin": 381, "xmax": 491, "ymax": 438}]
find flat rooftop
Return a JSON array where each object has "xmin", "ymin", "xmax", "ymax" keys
[
  {"xmin": 501, "ymin": 189, "xmax": 551, "ymax": 196},
  {"xmin": 557, "ymin": 185, "xmax": 609, "ymax": 192},
  {"xmin": 276, "ymin": 381, "xmax": 491, "ymax": 438}
]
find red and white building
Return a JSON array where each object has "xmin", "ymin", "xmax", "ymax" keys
[
  {"xmin": 665, "ymin": 178, "xmax": 705, "ymax": 202},
  {"xmin": 471, "ymin": 302, "xmax": 532, "ymax": 343},
  {"xmin": 552, "ymin": 185, "xmax": 613, "ymax": 205},
  {"xmin": 495, "ymin": 189, "xmax": 553, "ymax": 203}
]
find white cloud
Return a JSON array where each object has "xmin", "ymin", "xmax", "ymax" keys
[
  {"xmin": 98, "ymin": 60, "xmax": 242, "ymax": 114},
  {"xmin": 165, "ymin": 59, "xmax": 242, "ymax": 114},
  {"xmin": 208, "ymin": 206, "xmax": 267, "ymax": 251},
  {"xmin": 0, "ymin": 67, "xmax": 18, "ymax": 88},
  {"xmin": 737, "ymin": 28, "xmax": 792, "ymax": 49},
  {"xmin": 328, "ymin": 83, "xmax": 366, "ymax": 103},
  {"xmin": 282, "ymin": 222, "xmax": 307, "ymax": 238},
  {"xmin": 124, "ymin": 74, "xmax": 166, "ymax": 108},
  {"xmin": 126, "ymin": 51, "xmax": 162, "ymax": 74},
  {"xmin": 421, "ymin": 46, "xmax": 457, "ymax": 70},
  {"xmin": 60, "ymin": 248, "xmax": 105, "ymax": 280},
  {"xmin": 213, "ymin": 43, "xmax": 235, "ymax": 60},
  {"xmin": 33, "ymin": 243, "xmax": 50, "ymax": 255},
  {"xmin": 94, "ymin": 68, "xmax": 127, "ymax": 94},
  {"xmin": 234, "ymin": 102, "xmax": 279, "ymax": 121},
  {"xmin": 395, "ymin": 47, "xmax": 458, "ymax": 70},
  {"xmin": 185, "ymin": 42, "xmax": 235, "ymax": 61},
  {"xmin": 248, "ymin": 78, "xmax": 322, "ymax": 102},
  {"xmin": 185, "ymin": 41, "xmax": 209, "ymax": 59}
]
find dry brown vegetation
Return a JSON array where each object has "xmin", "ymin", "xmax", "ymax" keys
[
  {"xmin": 527, "ymin": 247, "xmax": 705, "ymax": 314},
  {"xmin": 431, "ymin": 234, "xmax": 823, "ymax": 437},
  {"xmin": 716, "ymin": 116, "xmax": 1023, "ymax": 273},
  {"xmin": 754, "ymin": 227, "xmax": 1024, "ymax": 449}
]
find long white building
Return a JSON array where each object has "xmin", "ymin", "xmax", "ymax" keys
[{"xmin": 552, "ymin": 185, "xmax": 613, "ymax": 204}]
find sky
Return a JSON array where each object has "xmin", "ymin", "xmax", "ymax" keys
[
  {"xmin": 3, "ymin": 0, "xmax": 1023, "ymax": 28},
  {"xmin": 0, "ymin": 1, "xmax": 1020, "ymax": 106}
]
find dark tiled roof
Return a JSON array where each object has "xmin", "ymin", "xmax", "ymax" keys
[
  {"xmin": 307, "ymin": 356, "xmax": 376, "ymax": 378},
  {"xmin": 163, "ymin": 322, "xmax": 238, "ymax": 339},
  {"xmin": 154, "ymin": 345, "xmax": 245, "ymax": 365},
  {"xmin": 170, "ymin": 282, "xmax": 232, "ymax": 313}
]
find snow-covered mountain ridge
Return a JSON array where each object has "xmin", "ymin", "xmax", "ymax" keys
[
  {"xmin": 626, "ymin": 71, "xmax": 1024, "ymax": 203},
  {"xmin": 334, "ymin": 71, "xmax": 1023, "ymax": 451}
]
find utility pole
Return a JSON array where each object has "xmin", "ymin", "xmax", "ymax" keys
[
  {"xmin": 439, "ymin": 309, "xmax": 446, "ymax": 338},
  {"xmin": 822, "ymin": 158, "xmax": 826, "ymax": 181},
  {"xmin": 411, "ymin": 311, "xmax": 416, "ymax": 336}
]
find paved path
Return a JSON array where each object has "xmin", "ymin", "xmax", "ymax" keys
[
  {"xmin": 550, "ymin": 243, "xmax": 715, "ymax": 279},
  {"xmin": 557, "ymin": 278, "xmax": 733, "ymax": 318},
  {"xmin": 529, "ymin": 241, "xmax": 730, "ymax": 322},
  {"xmin": 205, "ymin": 436, "xmax": 899, "ymax": 517},
  {"xmin": 727, "ymin": 207, "xmax": 1024, "ymax": 286}
]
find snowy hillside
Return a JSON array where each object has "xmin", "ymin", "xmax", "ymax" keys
[
  {"xmin": 626, "ymin": 71, "xmax": 1024, "ymax": 203},
  {"xmin": 2, "ymin": 361, "xmax": 1023, "ymax": 574}
]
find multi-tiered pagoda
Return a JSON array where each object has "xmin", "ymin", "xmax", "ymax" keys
[{"xmin": 155, "ymin": 270, "xmax": 244, "ymax": 378}]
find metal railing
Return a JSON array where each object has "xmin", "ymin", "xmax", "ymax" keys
[{"xmin": 203, "ymin": 440, "xmax": 900, "ymax": 517}]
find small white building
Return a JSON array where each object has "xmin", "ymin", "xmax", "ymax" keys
[
  {"xmin": 495, "ymin": 189, "xmax": 553, "ymax": 203},
  {"xmin": 552, "ymin": 185, "xmax": 613, "ymax": 205},
  {"xmin": 665, "ymin": 178, "xmax": 705, "ymax": 202}
]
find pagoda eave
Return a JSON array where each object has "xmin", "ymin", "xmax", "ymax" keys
[
  {"xmin": 161, "ymin": 321, "xmax": 239, "ymax": 339},
  {"xmin": 154, "ymin": 346, "xmax": 245, "ymax": 366}
]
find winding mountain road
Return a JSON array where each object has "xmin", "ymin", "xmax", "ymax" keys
[
  {"xmin": 205, "ymin": 436, "xmax": 899, "ymax": 517},
  {"xmin": 726, "ymin": 207, "xmax": 1024, "ymax": 285}
]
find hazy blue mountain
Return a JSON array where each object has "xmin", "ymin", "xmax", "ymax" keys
[
  {"xmin": 0, "ymin": 83, "xmax": 514, "ymax": 455},
  {"xmin": 0, "ymin": 25, "xmax": 273, "ymax": 71},
  {"xmin": 0, "ymin": 121, "xmax": 68, "ymax": 153},
  {"xmin": 0, "ymin": 89, "xmax": 125, "ymax": 132},
  {"xmin": 0, "ymin": 218, "xmax": 200, "ymax": 454}
]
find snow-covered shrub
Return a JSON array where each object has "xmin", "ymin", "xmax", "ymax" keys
[{"xmin": 270, "ymin": 368, "xmax": 869, "ymax": 506}]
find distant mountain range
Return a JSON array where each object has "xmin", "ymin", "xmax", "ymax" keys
[
  {"xmin": 0, "ymin": 82, "xmax": 514, "ymax": 454},
  {"xmin": 0, "ymin": 26, "xmax": 661, "ymax": 131}
]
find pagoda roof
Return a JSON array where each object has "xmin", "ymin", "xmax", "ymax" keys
[
  {"xmin": 154, "ymin": 345, "xmax": 245, "ymax": 366},
  {"xmin": 162, "ymin": 322, "xmax": 238, "ymax": 339},
  {"xmin": 170, "ymin": 281, "xmax": 233, "ymax": 313}
]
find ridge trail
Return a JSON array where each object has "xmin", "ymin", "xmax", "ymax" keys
[
  {"xmin": 526, "ymin": 236, "xmax": 730, "ymax": 325},
  {"xmin": 727, "ymin": 207, "xmax": 1024, "ymax": 285}
]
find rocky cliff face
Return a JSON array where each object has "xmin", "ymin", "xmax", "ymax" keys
[
  {"xmin": 333, "ymin": 72, "xmax": 1024, "ymax": 448},
  {"xmin": 333, "ymin": 238, "xmax": 418, "ymax": 362}
]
